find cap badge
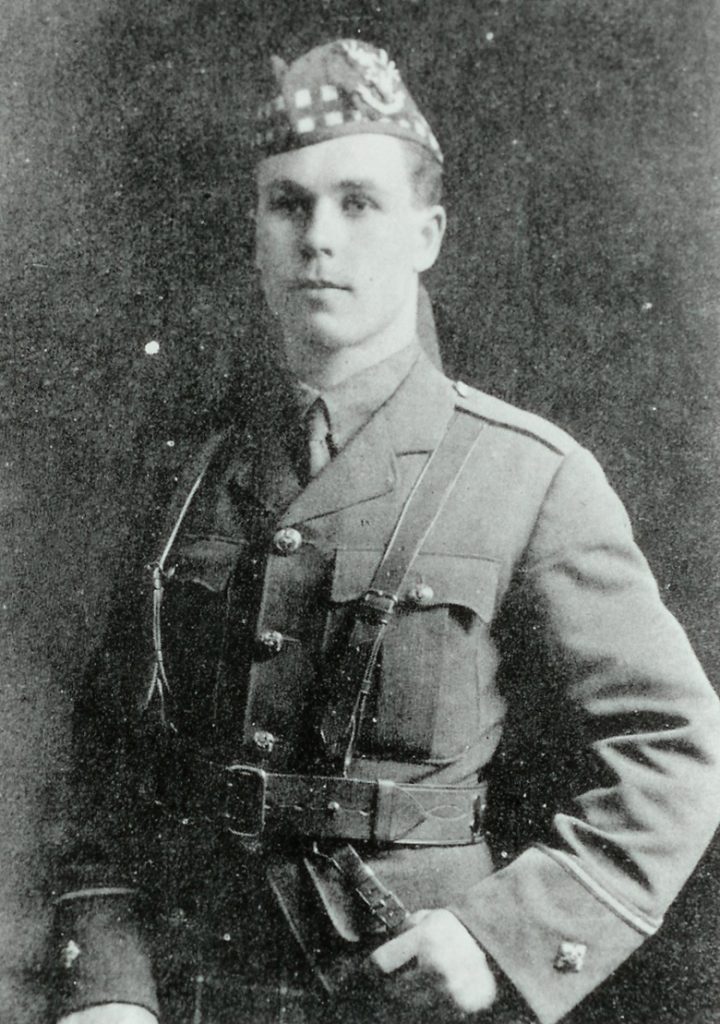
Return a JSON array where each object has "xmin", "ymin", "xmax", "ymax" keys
[{"xmin": 340, "ymin": 40, "xmax": 405, "ymax": 115}]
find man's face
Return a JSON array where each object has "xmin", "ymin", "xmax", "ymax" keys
[{"xmin": 254, "ymin": 134, "xmax": 444, "ymax": 356}]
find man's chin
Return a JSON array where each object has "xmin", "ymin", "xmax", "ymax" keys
[{"xmin": 285, "ymin": 311, "xmax": 364, "ymax": 352}]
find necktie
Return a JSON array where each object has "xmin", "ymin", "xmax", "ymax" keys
[{"xmin": 299, "ymin": 398, "xmax": 333, "ymax": 484}]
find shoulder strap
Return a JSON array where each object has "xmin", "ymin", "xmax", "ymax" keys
[{"xmin": 320, "ymin": 410, "xmax": 486, "ymax": 774}]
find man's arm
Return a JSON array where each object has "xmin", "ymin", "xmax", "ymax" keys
[
  {"xmin": 370, "ymin": 443, "xmax": 720, "ymax": 1023},
  {"xmin": 49, "ymin": 436, "xmax": 216, "ymax": 1019},
  {"xmin": 439, "ymin": 445, "xmax": 720, "ymax": 1023},
  {"xmin": 50, "ymin": 573, "xmax": 161, "ymax": 1018}
]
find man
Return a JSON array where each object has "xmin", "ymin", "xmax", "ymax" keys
[{"xmin": 52, "ymin": 40, "xmax": 720, "ymax": 1024}]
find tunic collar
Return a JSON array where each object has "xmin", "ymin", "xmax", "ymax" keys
[
  {"xmin": 226, "ymin": 347, "xmax": 457, "ymax": 522},
  {"xmin": 292, "ymin": 342, "xmax": 421, "ymax": 453}
]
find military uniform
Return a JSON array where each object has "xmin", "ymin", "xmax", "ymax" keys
[
  {"xmin": 51, "ymin": 37, "xmax": 720, "ymax": 1024},
  {"xmin": 53, "ymin": 346, "xmax": 720, "ymax": 1024}
]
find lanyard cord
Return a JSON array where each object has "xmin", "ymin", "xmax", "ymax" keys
[{"xmin": 144, "ymin": 467, "xmax": 208, "ymax": 723}]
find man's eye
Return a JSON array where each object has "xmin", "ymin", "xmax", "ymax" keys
[
  {"xmin": 342, "ymin": 194, "xmax": 377, "ymax": 214},
  {"xmin": 268, "ymin": 194, "xmax": 306, "ymax": 215}
]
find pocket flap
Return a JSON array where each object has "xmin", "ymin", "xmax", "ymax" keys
[
  {"xmin": 331, "ymin": 549, "xmax": 500, "ymax": 623},
  {"xmin": 169, "ymin": 535, "xmax": 241, "ymax": 592}
]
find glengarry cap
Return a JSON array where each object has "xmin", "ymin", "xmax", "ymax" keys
[{"xmin": 255, "ymin": 39, "xmax": 443, "ymax": 164}]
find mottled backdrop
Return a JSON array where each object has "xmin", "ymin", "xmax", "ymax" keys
[{"xmin": 1, "ymin": 1, "xmax": 719, "ymax": 1021}]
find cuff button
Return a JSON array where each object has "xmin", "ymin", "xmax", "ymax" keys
[
  {"xmin": 554, "ymin": 941, "xmax": 587, "ymax": 973},
  {"xmin": 253, "ymin": 729, "xmax": 276, "ymax": 753}
]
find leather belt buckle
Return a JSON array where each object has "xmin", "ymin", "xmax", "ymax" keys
[
  {"xmin": 360, "ymin": 589, "xmax": 398, "ymax": 624},
  {"xmin": 222, "ymin": 764, "xmax": 267, "ymax": 838}
]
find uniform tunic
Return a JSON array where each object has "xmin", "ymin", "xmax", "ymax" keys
[{"xmin": 54, "ymin": 349, "xmax": 720, "ymax": 1024}]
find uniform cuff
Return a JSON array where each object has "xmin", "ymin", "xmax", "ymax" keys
[
  {"xmin": 448, "ymin": 846, "xmax": 647, "ymax": 1024},
  {"xmin": 50, "ymin": 891, "xmax": 159, "ymax": 1019}
]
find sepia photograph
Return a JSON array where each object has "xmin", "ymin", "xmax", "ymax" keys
[{"xmin": 2, "ymin": 2, "xmax": 720, "ymax": 1022}]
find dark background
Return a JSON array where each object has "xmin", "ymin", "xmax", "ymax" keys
[{"xmin": 1, "ymin": 1, "xmax": 719, "ymax": 1021}]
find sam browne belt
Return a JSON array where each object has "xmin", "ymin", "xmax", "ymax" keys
[
  {"xmin": 148, "ymin": 410, "xmax": 489, "ymax": 849},
  {"xmin": 164, "ymin": 759, "xmax": 488, "ymax": 847}
]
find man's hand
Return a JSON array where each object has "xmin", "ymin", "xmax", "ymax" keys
[
  {"xmin": 58, "ymin": 1006, "xmax": 158, "ymax": 1024},
  {"xmin": 370, "ymin": 908, "xmax": 498, "ymax": 1014}
]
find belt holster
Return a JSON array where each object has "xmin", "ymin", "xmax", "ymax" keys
[{"xmin": 266, "ymin": 847, "xmax": 402, "ymax": 996}]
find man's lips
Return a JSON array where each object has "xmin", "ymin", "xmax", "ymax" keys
[{"xmin": 292, "ymin": 279, "xmax": 350, "ymax": 291}]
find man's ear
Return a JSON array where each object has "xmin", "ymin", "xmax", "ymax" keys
[{"xmin": 413, "ymin": 205, "xmax": 446, "ymax": 274}]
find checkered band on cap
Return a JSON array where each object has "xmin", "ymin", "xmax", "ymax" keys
[{"xmin": 255, "ymin": 40, "xmax": 443, "ymax": 164}]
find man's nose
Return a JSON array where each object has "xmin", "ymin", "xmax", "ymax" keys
[{"xmin": 300, "ymin": 199, "xmax": 340, "ymax": 257}]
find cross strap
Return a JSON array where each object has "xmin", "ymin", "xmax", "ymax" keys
[{"xmin": 320, "ymin": 410, "xmax": 486, "ymax": 773}]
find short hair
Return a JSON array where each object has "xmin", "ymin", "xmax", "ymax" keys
[{"xmin": 403, "ymin": 140, "xmax": 444, "ymax": 208}]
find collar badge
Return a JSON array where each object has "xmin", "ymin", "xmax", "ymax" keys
[{"xmin": 61, "ymin": 939, "xmax": 82, "ymax": 968}]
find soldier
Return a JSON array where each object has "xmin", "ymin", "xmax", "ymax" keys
[{"xmin": 53, "ymin": 39, "xmax": 720, "ymax": 1024}]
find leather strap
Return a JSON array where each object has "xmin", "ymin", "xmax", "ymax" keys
[
  {"xmin": 162, "ymin": 757, "xmax": 488, "ymax": 847},
  {"xmin": 326, "ymin": 843, "xmax": 408, "ymax": 934},
  {"xmin": 320, "ymin": 411, "xmax": 486, "ymax": 772}
]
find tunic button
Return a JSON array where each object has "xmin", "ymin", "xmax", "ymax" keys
[
  {"xmin": 253, "ymin": 730, "xmax": 276, "ymax": 754},
  {"xmin": 258, "ymin": 629, "xmax": 284, "ymax": 654},
  {"xmin": 273, "ymin": 527, "xmax": 302, "ymax": 555},
  {"xmin": 408, "ymin": 582, "xmax": 435, "ymax": 607}
]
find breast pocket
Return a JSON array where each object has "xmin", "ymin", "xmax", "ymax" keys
[
  {"xmin": 329, "ymin": 550, "xmax": 501, "ymax": 763},
  {"xmin": 162, "ymin": 535, "xmax": 242, "ymax": 732}
]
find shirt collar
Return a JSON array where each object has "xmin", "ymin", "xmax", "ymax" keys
[{"xmin": 293, "ymin": 342, "xmax": 421, "ymax": 452}]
